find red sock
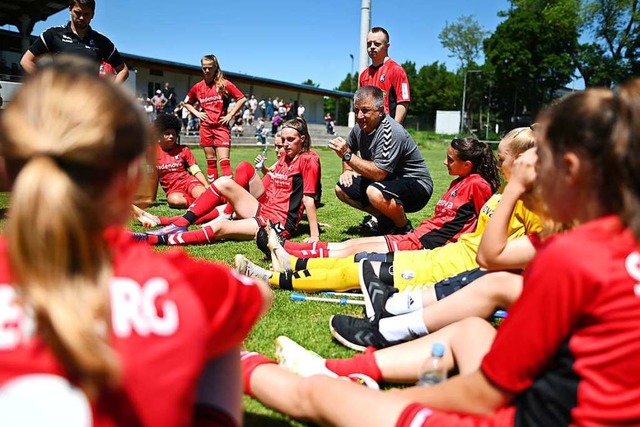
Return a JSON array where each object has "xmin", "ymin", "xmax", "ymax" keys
[
  {"xmin": 240, "ymin": 351, "xmax": 276, "ymax": 397},
  {"xmin": 193, "ymin": 208, "xmax": 220, "ymax": 225},
  {"xmin": 192, "ymin": 184, "xmax": 225, "ymax": 217},
  {"xmin": 166, "ymin": 226, "xmax": 216, "ymax": 245},
  {"xmin": 219, "ymin": 158, "xmax": 232, "ymax": 177},
  {"xmin": 159, "ymin": 215, "xmax": 181, "ymax": 226},
  {"xmin": 325, "ymin": 347, "xmax": 382, "ymax": 382},
  {"xmin": 284, "ymin": 241, "xmax": 330, "ymax": 258},
  {"xmin": 234, "ymin": 161, "xmax": 256, "ymax": 189},
  {"xmin": 206, "ymin": 159, "xmax": 218, "ymax": 182},
  {"xmin": 223, "ymin": 203, "xmax": 234, "ymax": 216}
]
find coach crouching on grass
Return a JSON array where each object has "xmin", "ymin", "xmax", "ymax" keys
[{"xmin": 328, "ymin": 85, "xmax": 432, "ymax": 235}]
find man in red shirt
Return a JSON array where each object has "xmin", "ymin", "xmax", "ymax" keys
[{"xmin": 359, "ymin": 27, "xmax": 410, "ymax": 124}]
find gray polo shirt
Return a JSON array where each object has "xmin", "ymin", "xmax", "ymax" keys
[{"xmin": 346, "ymin": 115, "xmax": 432, "ymax": 191}]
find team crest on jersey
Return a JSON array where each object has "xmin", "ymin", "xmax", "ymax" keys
[
  {"xmin": 401, "ymin": 270, "xmax": 415, "ymax": 280},
  {"xmin": 89, "ymin": 39, "xmax": 95, "ymax": 47},
  {"xmin": 451, "ymin": 190, "xmax": 458, "ymax": 197},
  {"xmin": 380, "ymin": 73, "xmax": 386, "ymax": 83},
  {"xmin": 175, "ymin": 155, "xmax": 180, "ymax": 160}
]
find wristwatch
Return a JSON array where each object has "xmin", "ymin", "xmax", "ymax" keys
[{"xmin": 342, "ymin": 151, "xmax": 353, "ymax": 162}]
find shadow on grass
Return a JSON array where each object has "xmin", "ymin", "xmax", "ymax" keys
[{"xmin": 244, "ymin": 412, "xmax": 309, "ymax": 427}]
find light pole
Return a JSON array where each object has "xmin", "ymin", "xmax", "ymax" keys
[
  {"xmin": 459, "ymin": 69, "xmax": 481, "ymax": 135},
  {"xmin": 349, "ymin": 53, "xmax": 355, "ymax": 112}
]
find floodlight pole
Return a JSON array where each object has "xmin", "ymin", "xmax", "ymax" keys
[
  {"xmin": 459, "ymin": 69, "xmax": 481, "ymax": 135},
  {"xmin": 349, "ymin": 53, "xmax": 355, "ymax": 112}
]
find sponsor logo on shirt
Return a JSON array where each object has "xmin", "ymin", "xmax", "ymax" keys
[{"xmin": 61, "ymin": 35, "xmax": 73, "ymax": 43}]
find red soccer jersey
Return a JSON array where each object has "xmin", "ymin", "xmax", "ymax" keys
[
  {"xmin": 0, "ymin": 228, "xmax": 263, "ymax": 426},
  {"xmin": 415, "ymin": 174, "xmax": 492, "ymax": 249},
  {"xmin": 359, "ymin": 59, "xmax": 410, "ymax": 117},
  {"xmin": 258, "ymin": 151, "xmax": 320, "ymax": 234},
  {"xmin": 156, "ymin": 144, "xmax": 200, "ymax": 193},
  {"xmin": 186, "ymin": 79, "xmax": 244, "ymax": 128},
  {"xmin": 481, "ymin": 215, "xmax": 640, "ymax": 426}
]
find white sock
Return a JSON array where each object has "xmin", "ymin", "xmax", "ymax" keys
[
  {"xmin": 378, "ymin": 310, "xmax": 428, "ymax": 342},
  {"xmin": 384, "ymin": 289, "xmax": 424, "ymax": 315}
]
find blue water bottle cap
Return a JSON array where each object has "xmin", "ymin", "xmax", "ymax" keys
[{"xmin": 431, "ymin": 342, "xmax": 445, "ymax": 358}]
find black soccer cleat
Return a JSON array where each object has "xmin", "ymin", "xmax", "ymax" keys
[{"xmin": 359, "ymin": 260, "xmax": 397, "ymax": 322}]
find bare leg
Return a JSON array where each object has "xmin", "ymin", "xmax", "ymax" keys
[
  {"xmin": 367, "ymin": 186, "xmax": 407, "ymax": 227},
  {"xmin": 326, "ymin": 236, "xmax": 389, "ymax": 258},
  {"xmin": 374, "ymin": 317, "xmax": 496, "ymax": 383},
  {"xmin": 422, "ymin": 272, "xmax": 523, "ymax": 332},
  {"xmin": 249, "ymin": 364, "xmax": 407, "ymax": 427}
]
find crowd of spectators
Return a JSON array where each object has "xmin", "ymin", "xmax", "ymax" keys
[{"xmin": 139, "ymin": 86, "xmax": 315, "ymax": 140}]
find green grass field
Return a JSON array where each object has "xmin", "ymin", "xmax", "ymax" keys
[
  {"xmin": 0, "ymin": 136, "xmax": 454, "ymax": 426},
  {"xmin": 147, "ymin": 141, "xmax": 453, "ymax": 426}
]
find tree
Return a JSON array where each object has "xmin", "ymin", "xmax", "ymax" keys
[
  {"xmin": 576, "ymin": 0, "xmax": 639, "ymax": 87},
  {"xmin": 439, "ymin": 15, "xmax": 489, "ymax": 68},
  {"xmin": 406, "ymin": 61, "xmax": 461, "ymax": 129},
  {"xmin": 484, "ymin": 0, "xmax": 580, "ymax": 127},
  {"xmin": 301, "ymin": 79, "xmax": 320, "ymax": 87}
]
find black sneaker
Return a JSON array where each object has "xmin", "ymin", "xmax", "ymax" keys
[
  {"xmin": 329, "ymin": 315, "xmax": 397, "ymax": 351},
  {"xmin": 359, "ymin": 260, "xmax": 397, "ymax": 322},
  {"xmin": 376, "ymin": 216, "xmax": 396, "ymax": 235},
  {"xmin": 388, "ymin": 220, "xmax": 413, "ymax": 235},
  {"xmin": 360, "ymin": 215, "xmax": 379, "ymax": 234}
]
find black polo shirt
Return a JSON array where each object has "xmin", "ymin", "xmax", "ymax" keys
[{"xmin": 28, "ymin": 22, "xmax": 125, "ymax": 69}]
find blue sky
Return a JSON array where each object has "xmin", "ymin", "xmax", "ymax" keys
[{"xmin": 11, "ymin": 0, "xmax": 511, "ymax": 89}]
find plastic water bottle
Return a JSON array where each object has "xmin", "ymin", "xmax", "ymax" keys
[
  {"xmin": 416, "ymin": 343, "xmax": 447, "ymax": 386},
  {"xmin": 255, "ymin": 145, "xmax": 269, "ymax": 169}
]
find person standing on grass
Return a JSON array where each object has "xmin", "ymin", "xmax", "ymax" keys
[
  {"xmin": 183, "ymin": 54, "xmax": 247, "ymax": 181},
  {"xmin": 20, "ymin": 0, "xmax": 129, "ymax": 83},
  {"xmin": 359, "ymin": 27, "xmax": 410, "ymax": 124}
]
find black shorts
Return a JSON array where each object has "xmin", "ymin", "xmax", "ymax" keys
[
  {"xmin": 336, "ymin": 175, "xmax": 431, "ymax": 213},
  {"xmin": 433, "ymin": 268, "xmax": 489, "ymax": 300}
]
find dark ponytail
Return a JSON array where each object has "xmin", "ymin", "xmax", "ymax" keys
[{"xmin": 451, "ymin": 137, "xmax": 501, "ymax": 192}]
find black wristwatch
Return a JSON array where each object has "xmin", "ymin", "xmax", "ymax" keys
[{"xmin": 342, "ymin": 151, "xmax": 353, "ymax": 162}]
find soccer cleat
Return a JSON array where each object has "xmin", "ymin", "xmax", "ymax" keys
[
  {"xmin": 275, "ymin": 336, "xmax": 335, "ymax": 378},
  {"xmin": 274, "ymin": 336, "xmax": 379, "ymax": 389},
  {"xmin": 132, "ymin": 205, "xmax": 161, "ymax": 228},
  {"xmin": 199, "ymin": 213, "xmax": 232, "ymax": 229},
  {"xmin": 234, "ymin": 254, "xmax": 272, "ymax": 282},
  {"xmin": 359, "ymin": 259, "xmax": 397, "ymax": 322},
  {"xmin": 130, "ymin": 232, "xmax": 149, "ymax": 242},
  {"xmin": 146, "ymin": 223, "xmax": 187, "ymax": 236},
  {"xmin": 329, "ymin": 315, "xmax": 398, "ymax": 352},
  {"xmin": 255, "ymin": 227, "xmax": 271, "ymax": 258},
  {"xmin": 268, "ymin": 227, "xmax": 291, "ymax": 272}
]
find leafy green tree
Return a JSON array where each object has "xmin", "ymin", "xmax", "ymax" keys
[
  {"xmin": 301, "ymin": 79, "xmax": 320, "ymax": 87},
  {"xmin": 406, "ymin": 61, "xmax": 462, "ymax": 130},
  {"xmin": 484, "ymin": 0, "xmax": 580, "ymax": 126},
  {"xmin": 576, "ymin": 0, "xmax": 639, "ymax": 87},
  {"xmin": 439, "ymin": 15, "xmax": 489, "ymax": 68}
]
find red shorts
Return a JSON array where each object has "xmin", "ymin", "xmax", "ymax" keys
[
  {"xmin": 200, "ymin": 125, "xmax": 231, "ymax": 148},
  {"xmin": 396, "ymin": 403, "xmax": 515, "ymax": 427},
  {"xmin": 165, "ymin": 175, "xmax": 204, "ymax": 204},
  {"xmin": 384, "ymin": 232, "xmax": 423, "ymax": 252}
]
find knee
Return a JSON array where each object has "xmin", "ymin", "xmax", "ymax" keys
[
  {"xmin": 365, "ymin": 186, "xmax": 385, "ymax": 206},
  {"xmin": 167, "ymin": 194, "xmax": 187, "ymax": 209},
  {"xmin": 214, "ymin": 175, "xmax": 234, "ymax": 190},
  {"xmin": 334, "ymin": 185, "xmax": 348, "ymax": 202}
]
